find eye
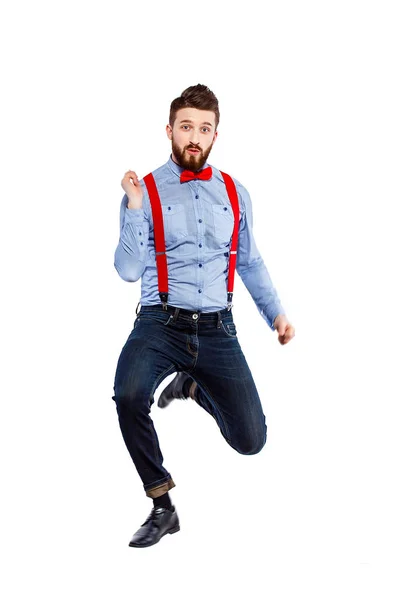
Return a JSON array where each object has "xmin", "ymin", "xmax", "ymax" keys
[{"xmin": 182, "ymin": 125, "xmax": 190, "ymax": 130}]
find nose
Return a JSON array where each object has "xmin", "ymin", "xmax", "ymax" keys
[{"xmin": 189, "ymin": 130, "xmax": 200, "ymax": 146}]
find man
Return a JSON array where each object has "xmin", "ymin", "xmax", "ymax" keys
[{"xmin": 112, "ymin": 84, "xmax": 295, "ymax": 548}]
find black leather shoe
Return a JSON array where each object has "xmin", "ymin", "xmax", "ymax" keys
[
  {"xmin": 158, "ymin": 372, "xmax": 194, "ymax": 408},
  {"xmin": 129, "ymin": 505, "xmax": 180, "ymax": 548}
]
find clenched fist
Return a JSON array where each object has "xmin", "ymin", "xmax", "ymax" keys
[
  {"xmin": 121, "ymin": 170, "xmax": 143, "ymax": 209},
  {"xmin": 273, "ymin": 315, "xmax": 295, "ymax": 345}
]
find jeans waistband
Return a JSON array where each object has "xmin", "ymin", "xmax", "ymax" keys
[{"xmin": 137, "ymin": 303, "xmax": 233, "ymax": 322}]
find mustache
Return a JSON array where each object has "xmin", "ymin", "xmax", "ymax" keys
[{"xmin": 187, "ymin": 145, "xmax": 201, "ymax": 151}]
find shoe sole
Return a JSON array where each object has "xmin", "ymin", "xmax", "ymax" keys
[{"xmin": 129, "ymin": 524, "xmax": 180, "ymax": 548}]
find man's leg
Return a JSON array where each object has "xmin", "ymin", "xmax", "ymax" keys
[
  {"xmin": 189, "ymin": 315, "xmax": 267, "ymax": 455},
  {"xmin": 111, "ymin": 317, "xmax": 178, "ymax": 498}
]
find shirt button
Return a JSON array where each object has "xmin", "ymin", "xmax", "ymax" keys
[
  {"xmin": 199, "ymin": 219, "xmax": 202, "ymax": 223},
  {"xmin": 139, "ymin": 232, "xmax": 142, "ymax": 236},
  {"xmin": 199, "ymin": 264, "xmax": 202, "ymax": 268},
  {"xmin": 140, "ymin": 242, "xmax": 143, "ymax": 245},
  {"xmin": 168, "ymin": 206, "xmax": 171, "ymax": 210},
  {"xmin": 198, "ymin": 289, "xmax": 202, "ymax": 293},
  {"xmin": 224, "ymin": 252, "xmax": 229, "ymax": 257},
  {"xmin": 224, "ymin": 207, "xmax": 227, "ymax": 211},
  {"xmin": 199, "ymin": 243, "xmax": 202, "ymax": 248},
  {"xmin": 195, "ymin": 195, "xmax": 199, "ymax": 199}
]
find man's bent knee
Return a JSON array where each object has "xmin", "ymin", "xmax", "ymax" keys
[
  {"xmin": 232, "ymin": 430, "xmax": 267, "ymax": 455},
  {"xmin": 112, "ymin": 391, "xmax": 152, "ymax": 415}
]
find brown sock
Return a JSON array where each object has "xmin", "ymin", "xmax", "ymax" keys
[
  {"xmin": 182, "ymin": 377, "xmax": 197, "ymax": 399},
  {"xmin": 188, "ymin": 381, "xmax": 197, "ymax": 399}
]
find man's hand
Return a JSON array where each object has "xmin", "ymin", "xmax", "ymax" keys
[
  {"xmin": 273, "ymin": 315, "xmax": 295, "ymax": 345},
  {"xmin": 121, "ymin": 170, "xmax": 143, "ymax": 209}
]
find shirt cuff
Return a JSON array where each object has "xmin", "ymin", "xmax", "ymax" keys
[{"xmin": 267, "ymin": 308, "xmax": 286, "ymax": 331}]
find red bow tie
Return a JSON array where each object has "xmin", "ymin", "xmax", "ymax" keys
[{"xmin": 180, "ymin": 166, "xmax": 212, "ymax": 183}]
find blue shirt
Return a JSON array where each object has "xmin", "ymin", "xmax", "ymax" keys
[{"xmin": 114, "ymin": 155, "xmax": 285, "ymax": 330}]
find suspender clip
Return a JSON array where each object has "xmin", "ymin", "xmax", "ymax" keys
[
  {"xmin": 159, "ymin": 292, "xmax": 168, "ymax": 310},
  {"xmin": 227, "ymin": 292, "xmax": 233, "ymax": 311}
]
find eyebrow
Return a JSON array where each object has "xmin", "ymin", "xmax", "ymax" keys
[{"xmin": 179, "ymin": 119, "xmax": 214, "ymax": 128}]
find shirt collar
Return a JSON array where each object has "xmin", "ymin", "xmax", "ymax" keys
[{"xmin": 167, "ymin": 154, "xmax": 211, "ymax": 179}]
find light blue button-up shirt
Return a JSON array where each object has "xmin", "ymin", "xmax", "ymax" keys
[{"xmin": 114, "ymin": 155, "xmax": 285, "ymax": 330}]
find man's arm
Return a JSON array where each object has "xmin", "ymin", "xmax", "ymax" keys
[
  {"xmin": 114, "ymin": 187, "xmax": 149, "ymax": 282},
  {"xmin": 235, "ymin": 182, "xmax": 285, "ymax": 331}
]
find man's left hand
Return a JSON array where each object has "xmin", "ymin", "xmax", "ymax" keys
[{"xmin": 273, "ymin": 315, "xmax": 295, "ymax": 345}]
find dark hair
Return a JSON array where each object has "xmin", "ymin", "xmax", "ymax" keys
[{"xmin": 169, "ymin": 84, "xmax": 220, "ymax": 130}]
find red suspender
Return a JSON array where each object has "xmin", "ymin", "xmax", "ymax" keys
[
  {"xmin": 143, "ymin": 171, "xmax": 240, "ymax": 310},
  {"xmin": 143, "ymin": 173, "xmax": 169, "ymax": 308},
  {"xmin": 219, "ymin": 171, "xmax": 240, "ymax": 310}
]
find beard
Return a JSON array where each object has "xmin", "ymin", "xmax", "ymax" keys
[{"xmin": 171, "ymin": 136, "xmax": 214, "ymax": 171}]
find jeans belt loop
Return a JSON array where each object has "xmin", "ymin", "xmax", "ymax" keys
[
  {"xmin": 217, "ymin": 311, "xmax": 221, "ymax": 328},
  {"xmin": 172, "ymin": 307, "xmax": 180, "ymax": 323}
]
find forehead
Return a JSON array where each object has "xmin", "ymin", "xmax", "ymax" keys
[{"xmin": 175, "ymin": 107, "xmax": 216, "ymax": 128}]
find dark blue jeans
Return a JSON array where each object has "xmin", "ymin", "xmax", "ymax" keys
[{"xmin": 112, "ymin": 304, "xmax": 267, "ymax": 498}]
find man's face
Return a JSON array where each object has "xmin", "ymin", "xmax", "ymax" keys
[{"xmin": 166, "ymin": 107, "xmax": 218, "ymax": 171}]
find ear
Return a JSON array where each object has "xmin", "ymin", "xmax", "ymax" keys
[
  {"xmin": 212, "ymin": 130, "xmax": 218, "ymax": 143},
  {"xmin": 166, "ymin": 124, "xmax": 172, "ymax": 140}
]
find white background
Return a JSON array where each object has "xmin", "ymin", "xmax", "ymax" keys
[{"xmin": 1, "ymin": 1, "xmax": 398, "ymax": 598}]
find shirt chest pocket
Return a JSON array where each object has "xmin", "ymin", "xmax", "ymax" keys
[
  {"xmin": 160, "ymin": 203, "xmax": 188, "ymax": 243},
  {"xmin": 212, "ymin": 204, "xmax": 234, "ymax": 244}
]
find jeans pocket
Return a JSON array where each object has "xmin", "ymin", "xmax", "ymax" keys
[
  {"xmin": 220, "ymin": 319, "xmax": 237, "ymax": 338},
  {"xmin": 137, "ymin": 313, "xmax": 173, "ymax": 327}
]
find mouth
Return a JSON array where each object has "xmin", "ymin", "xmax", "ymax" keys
[{"xmin": 187, "ymin": 148, "xmax": 200, "ymax": 155}]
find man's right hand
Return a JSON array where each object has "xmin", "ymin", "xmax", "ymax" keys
[{"xmin": 121, "ymin": 170, "xmax": 143, "ymax": 209}]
